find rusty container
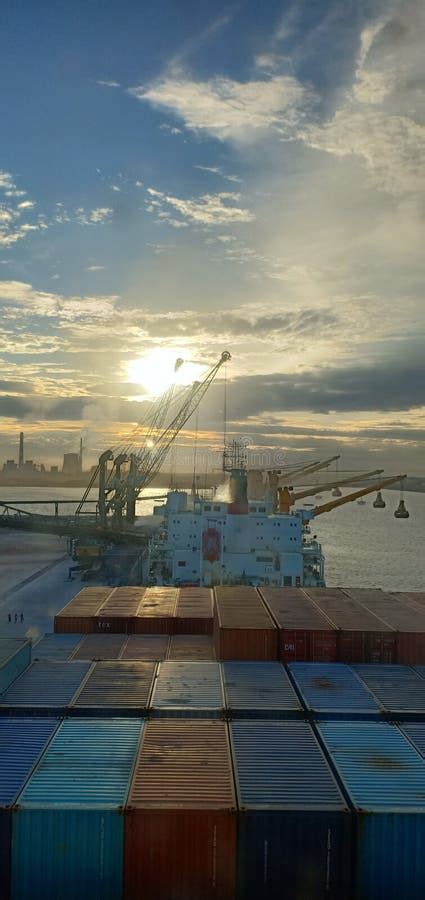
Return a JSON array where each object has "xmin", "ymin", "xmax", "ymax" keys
[
  {"xmin": 174, "ymin": 588, "xmax": 213, "ymax": 635},
  {"xmin": 96, "ymin": 587, "xmax": 146, "ymax": 634},
  {"xmin": 346, "ymin": 588, "xmax": 425, "ymax": 665},
  {"xmin": 54, "ymin": 587, "xmax": 113, "ymax": 634},
  {"xmin": 70, "ymin": 633, "xmax": 127, "ymax": 660},
  {"xmin": 132, "ymin": 587, "xmax": 178, "ymax": 634},
  {"xmin": 259, "ymin": 587, "xmax": 338, "ymax": 662},
  {"xmin": 305, "ymin": 588, "xmax": 396, "ymax": 664},
  {"xmin": 168, "ymin": 635, "xmax": 216, "ymax": 660},
  {"xmin": 213, "ymin": 587, "xmax": 278, "ymax": 661},
  {"xmin": 124, "ymin": 719, "xmax": 237, "ymax": 900},
  {"xmin": 120, "ymin": 635, "xmax": 170, "ymax": 661}
]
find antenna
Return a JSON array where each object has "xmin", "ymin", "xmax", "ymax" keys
[{"xmin": 222, "ymin": 357, "xmax": 228, "ymax": 473}]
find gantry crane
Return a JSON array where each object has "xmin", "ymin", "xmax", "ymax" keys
[{"xmin": 277, "ymin": 468, "xmax": 385, "ymax": 514}]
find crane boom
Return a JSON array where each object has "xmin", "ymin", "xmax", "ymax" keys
[
  {"xmin": 291, "ymin": 468, "xmax": 384, "ymax": 503},
  {"xmin": 285, "ymin": 455, "xmax": 340, "ymax": 484},
  {"xmin": 307, "ymin": 474, "xmax": 406, "ymax": 519}
]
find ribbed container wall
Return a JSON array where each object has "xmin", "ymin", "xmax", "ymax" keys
[
  {"xmin": 133, "ymin": 587, "xmax": 178, "ymax": 634},
  {"xmin": 214, "ymin": 587, "xmax": 278, "ymax": 661},
  {"xmin": 0, "ymin": 718, "xmax": 59, "ymax": 900},
  {"xmin": 149, "ymin": 661, "xmax": 224, "ymax": 717},
  {"xmin": 222, "ymin": 662, "xmax": 302, "ymax": 718},
  {"xmin": 96, "ymin": 587, "xmax": 145, "ymax": 634},
  {"xmin": 120, "ymin": 635, "xmax": 169, "ymax": 660},
  {"xmin": 344, "ymin": 588, "xmax": 425, "ymax": 664},
  {"xmin": 32, "ymin": 634, "xmax": 83, "ymax": 662},
  {"xmin": 259, "ymin": 588, "xmax": 338, "ymax": 662},
  {"xmin": 0, "ymin": 660, "xmax": 91, "ymax": 715},
  {"xmin": 174, "ymin": 588, "xmax": 214, "ymax": 634},
  {"xmin": 318, "ymin": 721, "xmax": 425, "ymax": 900},
  {"xmin": 0, "ymin": 639, "xmax": 31, "ymax": 693},
  {"xmin": 167, "ymin": 635, "xmax": 216, "ymax": 660},
  {"xmin": 125, "ymin": 719, "xmax": 236, "ymax": 900},
  {"xmin": 305, "ymin": 588, "xmax": 396, "ymax": 663},
  {"xmin": 71, "ymin": 634, "xmax": 127, "ymax": 660},
  {"xmin": 400, "ymin": 723, "xmax": 425, "ymax": 758},
  {"xmin": 71, "ymin": 661, "xmax": 157, "ymax": 716},
  {"xmin": 54, "ymin": 587, "xmax": 113, "ymax": 634},
  {"xmin": 230, "ymin": 720, "xmax": 351, "ymax": 899},
  {"xmin": 354, "ymin": 664, "xmax": 425, "ymax": 718},
  {"xmin": 12, "ymin": 718, "xmax": 144, "ymax": 900},
  {"xmin": 289, "ymin": 663, "xmax": 382, "ymax": 718}
]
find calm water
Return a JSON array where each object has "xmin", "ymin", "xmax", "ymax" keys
[{"xmin": 1, "ymin": 485, "xmax": 423, "ymax": 592}]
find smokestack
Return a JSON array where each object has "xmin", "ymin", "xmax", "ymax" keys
[
  {"xmin": 79, "ymin": 437, "xmax": 83, "ymax": 473},
  {"xmin": 19, "ymin": 432, "xmax": 24, "ymax": 468}
]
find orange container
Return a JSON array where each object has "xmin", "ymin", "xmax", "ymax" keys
[
  {"xmin": 174, "ymin": 588, "xmax": 213, "ymax": 635},
  {"xmin": 124, "ymin": 719, "xmax": 236, "ymax": 900},
  {"xmin": 132, "ymin": 587, "xmax": 178, "ymax": 634},
  {"xmin": 96, "ymin": 587, "xmax": 146, "ymax": 634},
  {"xmin": 54, "ymin": 587, "xmax": 113, "ymax": 633},
  {"xmin": 213, "ymin": 587, "xmax": 278, "ymax": 661},
  {"xmin": 259, "ymin": 587, "xmax": 338, "ymax": 662},
  {"xmin": 70, "ymin": 633, "xmax": 127, "ymax": 660},
  {"xmin": 305, "ymin": 587, "xmax": 396, "ymax": 663},
  {"xmin": 346, "ymin": 588, "xmax": 425, "ymax": 665},
  {"xmin": 120, "ymin": 635, "xmax": 170, "ymax": 661},
  {"xmin": 167, "ymin": 635, "xmax": 216, "ymax": 660}
]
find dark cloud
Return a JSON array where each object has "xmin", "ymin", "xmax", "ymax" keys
[
  {"xmin": 0, "ymin": 396, "xmax": 33, "ymax": 417},
  {"xmin": 133, "ymin": 308, "xmax": 339, "ymax": 340},
  {"xmin": 0, "ymin": 380, "xmax": 33, "ymax": 393}
]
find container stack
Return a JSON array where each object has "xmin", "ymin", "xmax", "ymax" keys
[
  {"xmin": 305, "ymin": 587, "xmax": 396, "ymax": 663},
  {"xmin": 213, "ymin": 586, "xmax": 278, "ymax": 660},
  {"xmin": 259, "ymin": 587, "xmax": 337, "ymax": 661},
  {"xmin": 54, "ymin": 586, "xmax": 113, "ymax": 633}
]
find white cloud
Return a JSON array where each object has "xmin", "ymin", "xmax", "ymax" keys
[
  {"xmin": 130, "ymin": 74, "xmax": 311, "ymax": 142},
  {"xmin": 195, "ymin": 165, "xmax": 242, "ymax": 183},
  {"xmin": 86, "ymin": 265, "xmax": 105, "ymax": 271},
  {"xmin": 97, "ymin": 79, "xmax": 121, "ymax": 88},
  {"xmin": 145, "ymin": 187, "xmax": 254, "ymax": 226},
  {"xmin": 0, "ymin": 280, "xmax": 118, "ymax": 322},
  {"xmin": 76, "ymin": 207, "xmax": 113, "ymax": 224},
  {"xmin": 17, "ymin": 200, "xmax": 36, "ymax": 210},
  {"xmin": 159, "ymin": 123, "xmax": 183, "ymax": 135}
]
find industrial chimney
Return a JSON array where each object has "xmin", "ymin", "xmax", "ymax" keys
[{"xmin": 19, "ymin": 432, "xmax": 24, "ymax": 468}]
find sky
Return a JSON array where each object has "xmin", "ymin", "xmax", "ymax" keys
[{"xmin": 0, "ymin": 0, "xmax": 424, "ymax": 474}]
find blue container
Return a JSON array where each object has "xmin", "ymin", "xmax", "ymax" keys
[
  {"xmin": 0, "ymin": 660, "xmax": 91, "ymax": 715},
  {"xmin": 70, "ymin": 661, "xmax": 157, "ymax": 716},
  {"xmin": 0, "ymin": 717, "xmax": 58, "ymax": 900},
  {"xmin": 0, "ymin": 639, "xmax": 31, "ymax": 693},
  {"xmin": 318, "ymin": 721, "xmax": 425, "ymax": 900},
  {"xmin": 223, "ymin": 662, "xmax": 302, "ymax": 717},
  {"xmin": 354, "ymin": 664, "xmax": 425, "ymax": 718},
  {"xmin": 12, "ymin": 718, "xmax": 144, "ymax": 900},
  {"xmin": 400, "ymin": 722, "xmax": 425, "ymax": 758},
  {"xmin": 230, "ymin": 720, "xmax": 351, "ymax": 899},
  {"xmin": 33, "ymin": 634, "xmax": 83, "ymax": 661},
  {"xmin": 289, "ymin": 662, "xmax": 382, "ymax": 718},
  {"xmin": 150, "ymin": 661, "xmax": 224, "ymax": 717}
]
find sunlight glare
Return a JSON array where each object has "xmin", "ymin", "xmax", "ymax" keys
[{"xmin": 127, "ymin": 348, "xmax": 204, "ymax": 397}]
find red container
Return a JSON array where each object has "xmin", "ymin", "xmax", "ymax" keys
[
  {"xmin": 124, "ymin": 719, "xmax": 236, "ymax": 900},
  {"xmin": 305, "ymin": 588, "xmax": 396, "ymax": 663},
  {"xmin": 214, "ymin": 587, "xmax": 278, "ymax": 661},
  {"xmin": 54, "ymin": 587, "xmax": 113, "ymax": 634},
  {"xmin": 346, "ymin": 588, "xmax": 425, "ymax": 664},
  {"xmin": 259, "ymin": 587, "xmax": 338, "ymax": 662},
  {"xmin": 120, "ymin": 635, "xmax": 170, "ymax": 661},
  {"xmin": 174, "ymin": 588, "xmax": 213, "ymax": 635},
  {"xmin": 168, "ymin": 635, "xmax": 216, "ymax": 660},
  {"xmin": 133, "ymin": 587, "xmax": 178, "ymax": 635}
]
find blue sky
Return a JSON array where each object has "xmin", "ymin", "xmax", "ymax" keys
[{"xmin": 0, "ymin": 0, "xmax": 424, "ymax": 472}]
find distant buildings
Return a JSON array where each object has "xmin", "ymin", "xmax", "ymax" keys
[{"xmin": 1, "ymin": 431, "xmax": 85, "ymax": 476}]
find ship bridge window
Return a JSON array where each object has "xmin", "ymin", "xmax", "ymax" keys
[
  {"xmin": 213, "ymin": 505, "xmax": 220, "ymax": 511},
  {"xmin": 177, "ymin": 561, "xmax": 187, "ymax": 567},
  {"xmin": 259, "ymin": 506, "xmax": 266, "ymax": 512},
  {"xmin": 204, "ymin": 505, "xmax": 211, "ymax": 511}
]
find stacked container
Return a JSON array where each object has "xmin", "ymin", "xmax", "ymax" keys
[
  {"xmin": 0, "ymin": 639, "xmax": 31, "ymax": 693},
  {"xmin": 133, "ymin": 587, "xmax": 178, "ymax": 634},
  {"xmin": 260, "ymin": 587, "xmax": 338, "ymax": 662},
  {"xmin": 120, "ymin": 634, "xmax": 169, "ymax": 660},
  {"xmin": 12, "ymin": 718, "xmax": 144, "ymax": 900},
  {"xmin": 71, "ymin": 633, "xmax": 127, "ymax": 660},
  {"xmin": 70, "ymin": 661, "xmax": 157, "ymax": 717},
  {"xmin": 54, "ymin": 587, "xmax": 113, "ymax": 633},
  {"xmin": 318, "ymin": 721, "xmax": 425, "ymax": 900},
  {"xmin": 230, "ymin": 719, "xmax": 351, "ymax": 899},
  {"xmin": 354, "ymin": 664, "xmax": 425, "ymax": 719},
  {"xmin": 223, "ymin": 662, "xmax": 302, "ymax": 718},
  {"xmin": 96, "ymin": 587, "xmax": 145, "ymax": 634},
  {"xmin": 0, "ymin": 718, "xmax": 59, "ymax": 900},
  {"xmin": 149, "ymin": 661, "xmax": 224, "ymax": 717},
  {"xmin": 33, "ymin": 634, "xmax": 83, "ymax": 662},
  {"xmin": 305, "ymin": 587, "xmax": 396, "ymax": 663},
  {"xmin": 344, "ymin": 588, "xmax": 425, "ymax": 664},
  {"xmin": 125, "ymin": 719, "xmax": 236, "ymax": 900},
  {"xmin": 174, "ymin": 587, "xmax": 213, "ymax": 634},
  {"xmin": 289, "ymin": 662, "xmax": 382, "ymax": 719},
  {"xmin": 0, "ymin": 660, "xmax": 91, "ymax": 716},
  {"xmin": 167, "ymin": 635, "xmax": 215, "ymax": 660},
  {"xmin": 214, "ymin": 587, "xmax": 277, "ymax": 660}
]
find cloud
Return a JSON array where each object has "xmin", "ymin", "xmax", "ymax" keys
[
  {"xmin": 159, "ymin": 123, "xmax": 183, "ymax": 135},
  {"xmin": 97, "ymin": 79, "xmax": 121, "ymax": 88},
  {"xmin": 145, "ymin": 187, "xmax": 254, "ymax": 226},
  {"xmin": 86, "ymin": 265, "xmax": 105, "ymax": 271},
  {"xmin": 130, "ymin": 73, "xmax": 311, "ymax": 142},
  {"xmin": 0, "ymin": 280, "xmax": 118, "ymax": 322},
  {"xmin": 195, "ymin": 165, "xmax": 242, "ymax": 183},
  {"xmin": 17, "ymin": 200, "xmax": 36, "ymax": 210},
  {"xmin": 76, "ymin": 207, "xmax": 113, "ymax": 224}
]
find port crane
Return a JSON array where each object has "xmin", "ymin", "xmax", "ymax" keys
[
  {"xmin": 277, "ymin": 468, "xmax": 385, "ymax": 514},
  {"xmin": 294, "ymin": 473, "xmax": 408, "ymax": 521}
]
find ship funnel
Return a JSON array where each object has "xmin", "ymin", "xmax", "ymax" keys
[{"xmin": 228, "ymin": 468, "xmax": 248, "ymax": 514}]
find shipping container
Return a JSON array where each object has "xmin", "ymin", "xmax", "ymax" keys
[
  {"xmin": 174, "ymin": 587, "xmax": 213, "ymax": 634},
  {"xmin": 125, "ymin": 719, "xmax": 236, "ymax": 900},
  {"xmin": 54, "ymin": 587, "xmax": 113, "ymax": 634},
  {"xmin": 32, "ymin": 634, "xmax": 83, "ymax": 662},
  {"xmin": 289, "ymin": 662, "xmax": 382, "ymax": 718},
  {"xmin": 70, "ymin": 661, "xmax": 156, "ymax": 716},
  {"xmin": 306, "ymin": 587, "xmax": 396, "ymax": 663},
  {"xmin": 214, "ymin": 587, "xmax": 278, "ymax": 661},
  {"xmin": 318, "ymin": 721, "xmax": 425, "ymax": 900},
  {"xmin": 150, "ymin": 661, "xmax": 224, "ymax": 717},
  {"xmin": 344, "ymin": 588, "xmax": 425, "ymax": 664},
  {"xmin": 12, "ymin": 718, "xmax": 144, "ymax": 900},
  {"xmin": 400, "ymin": 722, "xmax": 425, "ymax": 758},
  {"xmin": 71, "ymin": 633, "xmax": 127, "ymax": 660},
  {"xmin": 167, "ymin": 634, "xmax": 215, "ymax": 660},
  {"xmin": 230, "ymin": 719, "xmax": 351, "ymax": 900},
  {"xmin": 120, "ymin": 634, "xmax": 170, "ymax": 661},
  {"xmin": 0, "ymin": 639, "xmax": 31, "ymax": 693},
  {"xmin": 133, "ymin": 586, "xmax": 178, "ymax": 634},
  {"xmin": 0, "ymin": 660, "xmax": 90, "ymax": 715},
  {"xmin": 259, "ymin": 587, "xmax": 338, "ymax": 662},
  {"xmin": 354, "ymin": 664, "xmax": 425, "ymax": 718},
  {"xmin": 223, "ymin": 662, "xmax": 302, "ymax": 718},
  {"xmin": 96, "ymin": 587, "xmax": 146, "ymax": 634},
  {"xmin": 0, "ymin": 718, "xmax": 59, "ymax": 900},
  {"xmin": 392, "ymin": 591, "xmax": 425, "ymax": 608}
]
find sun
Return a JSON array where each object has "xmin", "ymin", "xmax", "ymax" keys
[{"xmin": 127, "ymin": 348, "xmax": 203, "ymax": 397}]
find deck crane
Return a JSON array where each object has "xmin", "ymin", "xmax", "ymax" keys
[
  {"xmin": 277, "ymin": 468, "xmax": 385, "ymax": 514},
  {"xmin": 296, "ymin": 474, "xmax": 407, "ymax": 521},
  {"xmin": 263, "ymin": 455, "xmax": 340, "ymax": 505}
]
